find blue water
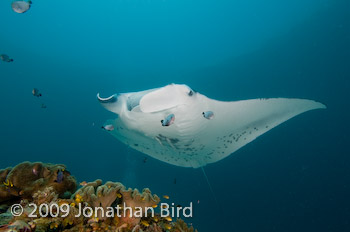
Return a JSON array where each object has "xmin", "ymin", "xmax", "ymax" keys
[{"xmin": 1, "ymin": 0, "xmax": 349, "ymax": 231}]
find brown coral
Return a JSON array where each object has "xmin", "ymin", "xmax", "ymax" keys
[
  {"xmin": 72, "ymin": 180, "xmax": 160, "ymax": 228},
  {"xmin": 121, "ymin": 188, "xmax": 160, "ymax": 214},
  {"xmin": 172, "ymin": 218, "xmax": 198, "ymax": 232},
  {"xmin": 0, "ymin": 162, "xmax": 77, "ymax": 205},
  {"xmin": 73, "ymin": 179, "xmax": 124, "ymax": 220},
  {"xmin": 120, "ymin": 187, "xmax": 160, "ymax": 227},
  {"xmin": 143, "ymin": 222, "xmax": 163, "ymax": 232},
  {"xmin": 32, "ymin": 187, "xmax": 58, "ymax": 205}
]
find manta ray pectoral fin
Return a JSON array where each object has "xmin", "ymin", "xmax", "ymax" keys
[{"xmin": 201, "ymin": 98, "xmax": 327, "ymax": 166}]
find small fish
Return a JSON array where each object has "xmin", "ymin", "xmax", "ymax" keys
[
  {"xmin": 163, "ymin": 195, "xmax": 170, "ymax": 199},
  {"xmin": 3, "ymin": 180, "xmax": 13, "ymax": 188},
  {"xmin": 152, "ymin": 204, "xmax": 158, "ymax": 208},
  {"xmin": 202, "ymin": 111, "xmax": 214, "ymax": 120},
  {"xmin": 143, "ymin": 157, "xmax": 148, "ymax": 163},
  {"xmin": 140, "ymin": 220, "xmax": 150, "ymax": 227},
  {"xmin": 101, "ymin": 124, "xmax": 114, "ymax": 131},
  {"xmin": 50, "ymin": 222, "xmax": 59, "ymax": 229},
  {"xmin": 41, "ymin": 103, "xmax": 47, "ymax": 109},
  {"xmin": 87, "ymin": 217, "xmax": 99, "ymax": 223},
  {"xmin": 162, "ymin": 205, "xmax": 167, "ymax": 209},
  {"xmin": 164, "ymin": 216, "xmax": 172, "ymax": 222},
  {"xmin": 58, "ymin": 200, "xmax": 69, "ymax": 206},
  {"xmin": 0, "ymin": 54, "xmax": 13, "ymax": 62},
  {"xmin": 79, "ymin": 181, "xmax": 87, "ymax": 186},
  {"xmin": 176, "ymin": 204, "xmax": 182, "ymax": 208},
  {"xmin": 11, "ymin": 1, "xmax": 32, "ymax": 14},
  {"xmin": 32, "ymin": 88, "xmax": 42, "ymax": 97},
  {"xmin": 197, "ymin": 200, "xmax": 200, "ymax": 204},
  {"xmin": 75, "ymin": 194, "xmax": 82, "ymax": 199},
  {"xmin": 163, "ymin": 223, "xmax": 172, "ymax": 230},
  {"xmin": 161, "ymin": 114, "xmax": 175, "ymax": 127},
  {"xmin": 55, "ymin": 169, "xmax": 64, "ymax": 183},
  {"xmin": 116, "ymin": 193, "xmax": 122, "ymax": 198},
  {"xmin": 32, "ymin": 167, "xmax": 39, "ymax": 175}
]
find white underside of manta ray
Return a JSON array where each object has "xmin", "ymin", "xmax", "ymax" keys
[{"xmin": 98, "ymin": 84, "xmax": 326, "ymax": 168}]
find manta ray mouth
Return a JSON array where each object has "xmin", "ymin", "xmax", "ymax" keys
[
  {"xmin": 97, "ymin": 88, "xmax": 159, "ymax": 114},
  {"xmin": 127, "ymin": 94, "xmax": 144, "ymax": 111},
  {"xmin": 126, "ymin": 89, "xmax": 157, "ymax": 112}
]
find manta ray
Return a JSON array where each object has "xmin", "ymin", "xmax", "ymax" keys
[{"xmin": 98, "ymin": 84, "xmax": 326, "ymax": 168}]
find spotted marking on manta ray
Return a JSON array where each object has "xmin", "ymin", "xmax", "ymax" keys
[{"xmin": 123, "ymin": 123, "xmax": 272, "ymax": 166}]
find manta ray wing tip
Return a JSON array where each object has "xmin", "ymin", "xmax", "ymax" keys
[{"xmin": 313, "ymin": 100, "xmax": 327, "ymax": 110}]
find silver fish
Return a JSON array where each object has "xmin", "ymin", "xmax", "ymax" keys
[
  {"xmin": 0, "ymin": 54, "xmax": 13, "ymax": 62},
  {"xmin": 11, "ymin": 1, "xmax": 32, "ymax": 14},
  {"xmin": 102, "ymin": 124, "xmax": 114, "ymax": 131},
  {"xmin": 161, "ymin": 114, "xmax": 175, "ymax": 126},
  {"xmin": 202, "ymin": 111, "xmax": 214, "ymax": 120}
]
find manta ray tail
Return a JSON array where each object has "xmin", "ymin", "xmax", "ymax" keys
[
  {"xmin": 201, "ymin": 167, "xmax": 234, "ymax": 230},
  {"xmin": 201, "ymin": 167, "xmax": 219, "ymax": 206}
]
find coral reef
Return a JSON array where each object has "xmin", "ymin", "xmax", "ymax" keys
[
  {"xmin": 172, "ymin": 219, "xmax": 197, "ymax": 232},
  {"xmin": 73, "ymin": 179, "xmax": 124, "ymax": 220},
  {"xmin": 72, "ymin": 179, "xmax": 160, "ymax": 227},
  {"xmin": 119, "ymin": 186, "xmax": 160, "ymax": 227},
  {"xmin": 0, "ymin": 162, "xmax": 198, "ymax": 232},
  {"xmin": 0, "ymin": 162, "xmax": 77, "ymax": 204}
]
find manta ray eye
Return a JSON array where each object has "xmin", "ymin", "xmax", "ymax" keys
[{"xmin": 188, "ymin": 90, "xmax": 193, "ymax": 96}]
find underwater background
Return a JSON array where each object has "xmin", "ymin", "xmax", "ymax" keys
[{"xmin": 0, "ymin": 0, "xmax": 349, "ymax": 231}]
